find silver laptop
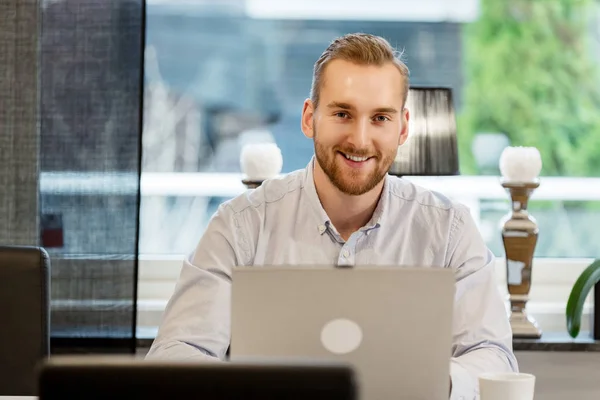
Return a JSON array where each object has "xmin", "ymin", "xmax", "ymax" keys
[{"xmin": 230, "ymin": 266, "xmax": 455, "ymax": 400}]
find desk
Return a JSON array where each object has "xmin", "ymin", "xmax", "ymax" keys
[
  {"xmin": 0, "ymin": 397, "xmax": 36, "ymax": 400},
  {"xmin": 513, "ymin": 331, "xmax": 600, "ymax": 351}
]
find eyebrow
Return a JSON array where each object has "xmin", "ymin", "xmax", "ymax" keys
[{"xmin": 326, "ymin": 101, "xmax": 398, "ymax": 114}]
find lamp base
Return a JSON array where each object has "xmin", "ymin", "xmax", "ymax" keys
[
  {"xmin": 510, "ymin": 310, "xmax": 542, "ymax": 338},
  {"xmin": 241, "ymin": 179, "xmax": 264, "ymax": 189}
]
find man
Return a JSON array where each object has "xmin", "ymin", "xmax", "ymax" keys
[{"xmin": 146, "ymin": 33, "xmax": 518, "ymax": 399}]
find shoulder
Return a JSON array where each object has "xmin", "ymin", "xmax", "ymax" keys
[
  {"xmin": 385, "ymin": 175, "xmax": 471, "ymax": 221},
  {"xmin": 384, "ymin": 176, "xmax": 480, "ymax": 266},
  {"xmin": 213, "ymin": 168, "xmax": 305, "ymax": 232},
  {"xmin": 223, "ymin": 168, "xmax": 305, "ymax": 215},
  {"xmin": 208, "ymin": 169, "xmax": 305, "ymax": 266}
]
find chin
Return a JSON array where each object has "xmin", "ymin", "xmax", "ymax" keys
[
  {"xmin": 335, "ymin": 178, "xmax": 375, "ymax": 196},
  {"xmin": 338, "ymin": 186, "xmax": 372, "ymax": 196}
]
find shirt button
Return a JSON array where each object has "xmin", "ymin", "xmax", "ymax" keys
[
  {"xmin": 318, "ymin": 225, "xmax": 326, "ymax": 234},
  {"xmin": 342, "ymin": 249, "xmax": 350, "ymax": 258}
]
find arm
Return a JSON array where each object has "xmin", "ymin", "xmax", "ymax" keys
[
  {"xmin": 145, "ymin": 203, "xmax": 241, "ymax": 361},
  {"xmin": 446, "ymin": 206, "xmax": 519, "ymax": 399}
]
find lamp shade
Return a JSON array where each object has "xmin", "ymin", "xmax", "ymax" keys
[{"xmin": 389, "ymin": 86, "xmax": 459, "ymax": 177}]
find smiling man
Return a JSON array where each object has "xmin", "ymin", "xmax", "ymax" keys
[
  {"xmin": 146, "ymin": 33, "xmax": 518, "ymax": 399},
  {"xmin": 304, "ymin": 48, "xmax": 409, "ymax": 240}
]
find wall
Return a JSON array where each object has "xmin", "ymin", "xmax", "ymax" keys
[{"xmin": 516, "ymin": 352, "xmax": 600, "ymax": 400}]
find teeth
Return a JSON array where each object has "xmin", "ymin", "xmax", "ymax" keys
[{"xmin": 343, "ymin": 153, "xmax": 369, "ymax": 162}]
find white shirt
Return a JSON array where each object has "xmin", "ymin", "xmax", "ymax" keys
[{"xmin": 146, "ymin": 157, "xmax": 518, "ymax": 399}]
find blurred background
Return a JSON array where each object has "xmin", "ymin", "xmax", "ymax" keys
[
  {"xmin": 138, "ymin": 0, "xmax": 600, "ymax": 257},
  {"xmin": 16, "ymin": 0, "xmax": 597, "ymax": 343}
]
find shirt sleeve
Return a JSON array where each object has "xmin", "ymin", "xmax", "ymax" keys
[
  {"xmin": 145, "ymin": 203, "xmax": 242, "ymax": 362},
  {"xmin": 446, "ymin": 205, "xmax": 519, "ymax": 400}
]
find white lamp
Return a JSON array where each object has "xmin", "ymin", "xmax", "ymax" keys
[
  {"xmin": 499, "ymin": 146, "xmax": 542, "ymax": 183},
  {"xmin": 239, "ymin": 142, "xmax": 283, "ymax": 188},
  {"xmin": 499, "ymin": 146, "xmax": 543, "ymax": 338}
]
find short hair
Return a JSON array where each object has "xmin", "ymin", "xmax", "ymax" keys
[{"xmin": 310, "ymin": 33, "xmax": 410, "ymax": 109}]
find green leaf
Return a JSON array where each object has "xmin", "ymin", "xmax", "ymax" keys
[
  {"xmin": 566, "ymin": 259, "xmax": 600, "ymax": 338},
  {"xmin": 459, "ymin": 0, "xmax": 600, "ymax": 177}
]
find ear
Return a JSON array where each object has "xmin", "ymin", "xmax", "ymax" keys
[
  {"xmin": 301, "ymin": 99, "xmax": 315, "ymax": 139},
  {"xmin": 398, "ymin": 108, "xmax": 410, "ymax": 146}
]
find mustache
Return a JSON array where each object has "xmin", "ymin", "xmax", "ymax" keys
[{"xmin": 334, "ymin": 145, "xmax": 378, "ymax": 158}]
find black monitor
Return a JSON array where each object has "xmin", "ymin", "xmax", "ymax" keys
[
  {"xmin": 37, "ymin": 356, "xmax": 358, "ymax": 400},
  {"xmin": 389, "ymin": 86, "xmax": 460, "ymax": 177}
]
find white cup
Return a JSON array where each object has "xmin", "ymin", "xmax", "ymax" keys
[{"xmin": 479, "ymin": 372, "xmax": 535, "ymax": 400}]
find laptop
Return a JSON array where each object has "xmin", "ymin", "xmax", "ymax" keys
[
  {"xmin": 37, "ymin": 355, "xmax": 357, "ymax": 400},
  {"xmin": 230, "ymin": 267, "xmax": 455, "ymax": 400}
]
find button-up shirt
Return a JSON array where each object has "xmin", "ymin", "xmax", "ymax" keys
[{"xmin": 146, "ymin": 157, "xmax": 518, "ymax": 399}]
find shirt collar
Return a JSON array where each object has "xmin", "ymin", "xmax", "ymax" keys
[
  {"xmin": 303, "ymin": 157, "xmax": 332, "ymax": 234},
  {"xmin": 302, "ymin": 156, "xmax": 388, "ymax": 235}
]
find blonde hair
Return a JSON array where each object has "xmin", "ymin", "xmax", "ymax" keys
[{"xmin": 310, "ymin": 33, "xmax": 410, "ymax": 109}]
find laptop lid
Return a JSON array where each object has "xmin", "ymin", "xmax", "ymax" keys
[{"xmin": 231, "ymin": 267, "xmax": 455, "ymax": 400}]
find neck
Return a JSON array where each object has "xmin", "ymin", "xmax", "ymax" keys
[{"xmin": 313, "ymin": 162, "xmax": 384, "ymax": 240}]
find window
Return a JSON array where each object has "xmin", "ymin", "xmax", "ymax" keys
[
  {"xmin": 136, "ymin": 0, "xmax": 600, "ymax": 337},
  {"xmin": 39, "ymin": 0, "xmax": 144, "ymax": 349}
]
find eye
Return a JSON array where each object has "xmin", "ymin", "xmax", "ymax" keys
[
  {"xmin": 374, "ymin": 115, "xmax": 390, "ymax": 122},
  {"xmin": 335, "ymin": 112, "xmax": 349, "ymax": 119}
]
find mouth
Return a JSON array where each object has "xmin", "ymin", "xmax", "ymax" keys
[{"xmin": 338, "ymin": 151, "xmax": 374, "ymax": 167}]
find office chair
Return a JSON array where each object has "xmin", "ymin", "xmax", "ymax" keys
[{"xmin": 0, "ymin": 245, "xmax": 50, "ymax": 395}]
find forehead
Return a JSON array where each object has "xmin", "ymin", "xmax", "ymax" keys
[{"xmin": 319, "ymin": 59, "xmax": 405, "ymax": 108}]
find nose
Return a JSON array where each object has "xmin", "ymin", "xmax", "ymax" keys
[{"xmin": 346, "ymin": 119, "xmax": 369, "ymax": 149}]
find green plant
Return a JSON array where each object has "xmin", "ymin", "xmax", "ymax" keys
[
  {"xmin": 459, "ymin": 0, "xmax": 600, "ymax": 177},
  {"xmin": 566, "ymin": 259, "xmax": 600, "ymax": 338}
]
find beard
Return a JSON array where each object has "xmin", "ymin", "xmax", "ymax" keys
[{"xmin": 313, "ymin": 125, "xmax": 396, "ymax": 196}]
